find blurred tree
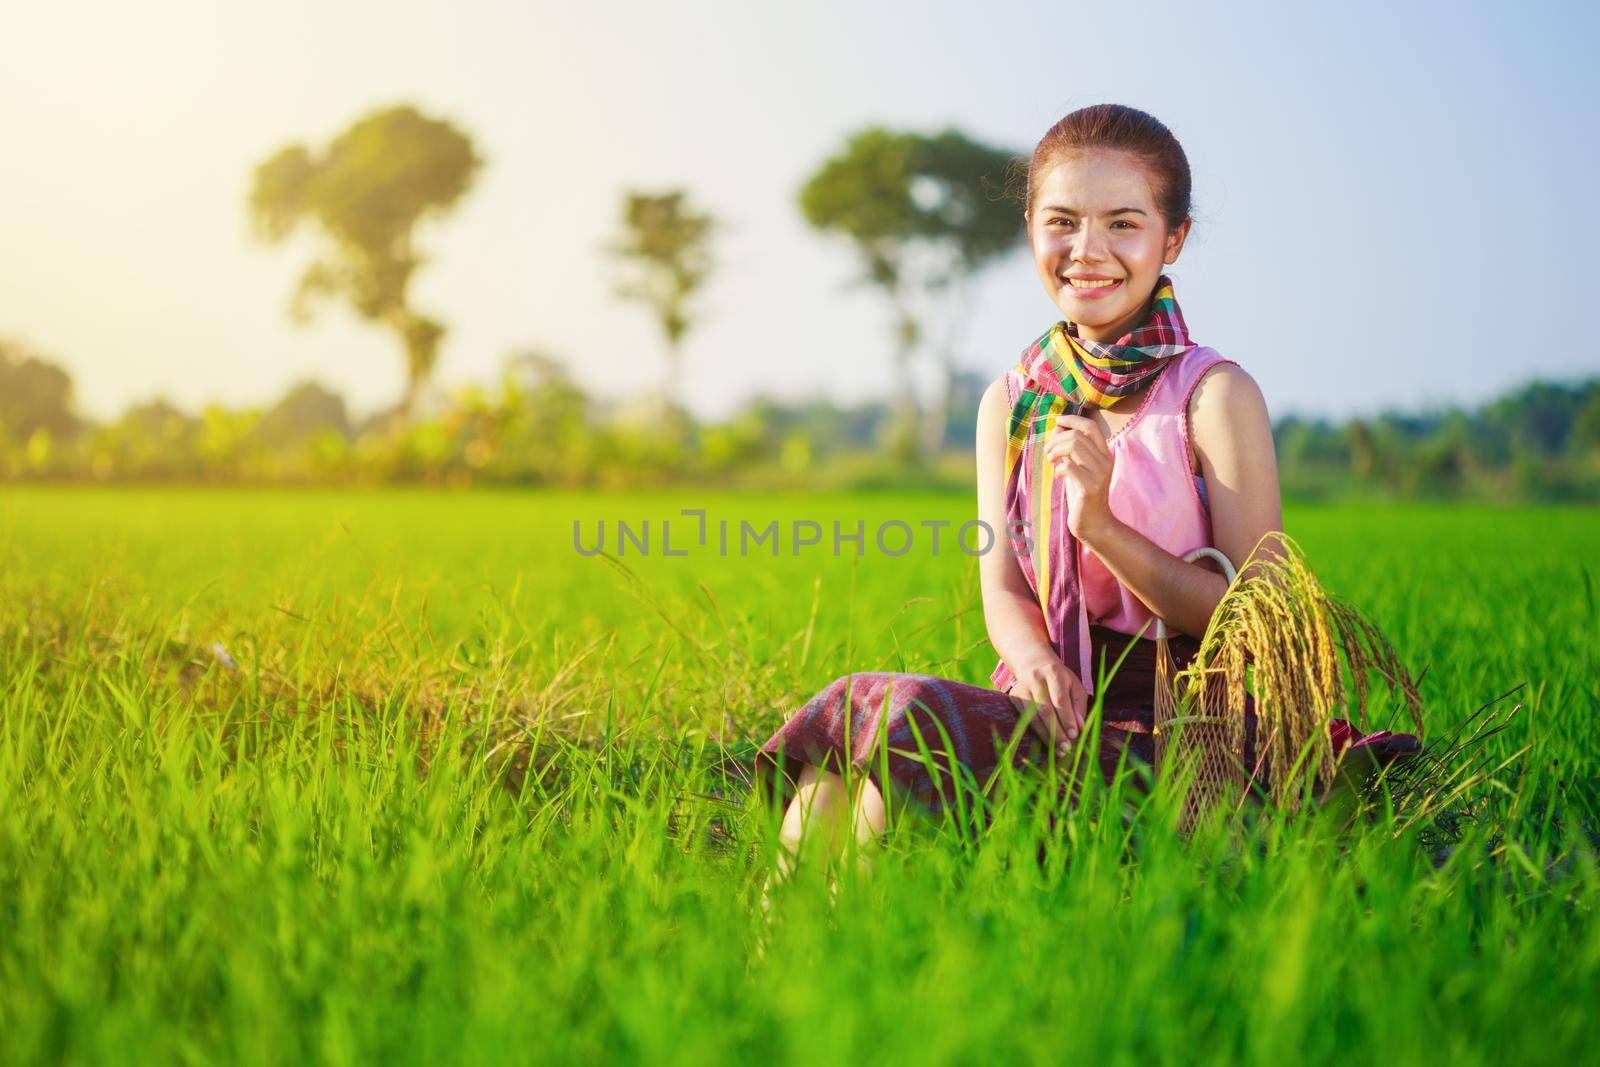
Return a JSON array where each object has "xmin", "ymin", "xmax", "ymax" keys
[
  {"xmin": 121, "ymin": 398, "xmax": 196, "ymax": 437},
  {"xmin": 606, "ymin": 190, "xmax": 716, "ymax": 433},
  {"xmin": 0, "ymin": 338, "xmax": 80, "ymax": 440},
  {"xmin": 498, "ymin": 349, "xmax": 593, "ymax": 482},
  {"xmin": 908, "ymin": 132, "xmax": 1029, "ymax": 457},
  {"xmin": 198, "ymin": 405, "xmax": 264, "ymax": 481},
  {"xmin": 1272, "ymin": 414, "xmax": 1352, "ymax": 497},
  {"xmin": 248, "ymin": 104, "xmax": 482, "ymax": 420},
  {"xmin": 1412, "ymin": 411, "xmax": 1473, "ymax": 495},
  {"xmin": 94, "ymin": 398, "xmax": 201, "ymax": 480},
  {"xmin": 257, "ymin": 380, "xmax": 351, "ymax": 448},
  {"xmin": 798, "ymin": 127, "xmax": 1022, "ymax": 460},
  {"xmin": 1481, "ymin": 380, "xmax": 1585, "ymax": 457},
  {"xmin": 1574, "ymin": 387, "xmax": 1600, "ymax": 456},
  {"xmin": 1347, "ymin": 419, "xmax": 1378, "ymax": 482}
]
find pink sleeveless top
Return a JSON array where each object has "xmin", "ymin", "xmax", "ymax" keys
[{"xmin": 1078, "ymin": 345, "xmax": 1237, "ymax": 636}]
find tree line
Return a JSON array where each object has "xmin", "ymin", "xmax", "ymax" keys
[
  {"xmin": 4, "ymin": 336, "xmax": 1598, "ymax": 500},
  {"xmin": 4, "ymin": 101, "xmax": 1599, "ymax": 499}
]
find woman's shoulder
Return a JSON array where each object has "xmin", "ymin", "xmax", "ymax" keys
[
  {"xmin": 977, "ymin": 372, "xmax": 1014, "ymax": 427},
  {"xmin": 1186, "ymin": 355, "xmax": 1270, "ymax": 451},
  {"xmin": 980, "ymin": 371, "xmax": 1011, "ymax": 403},
  {"xmin": 1172, "ymin": 344, "xmax": 1239, "ymax": 383},
  {"xmin": 1187, "ymin": 357, "xmax": 1262, "ymax": 411}
]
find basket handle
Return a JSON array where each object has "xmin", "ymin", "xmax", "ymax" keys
[{"xmin": 1152, "ymin": 546, "xmax": 1238, "ymax": 641}]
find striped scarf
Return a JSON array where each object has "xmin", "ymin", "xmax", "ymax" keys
[{"xmin": 990, "ymin": 275, "xmax": 1193, "ymax": 697}]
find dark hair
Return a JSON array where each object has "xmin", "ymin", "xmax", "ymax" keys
[{"xmin": 1023, "ymin": 104, "xmax": 1192, "ymax": 231}]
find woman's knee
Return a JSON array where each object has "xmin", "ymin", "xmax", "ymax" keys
[
  {"xmin": 782, "ymin": 764, "xmax": 849, "ymax": 837},
  {"xmin": 851, "ymin": 774, "xmax": 888, "ymax": 839},
  {"xmin": 782, "ymin": 763, "xmax": 889, "ymax": 849}
]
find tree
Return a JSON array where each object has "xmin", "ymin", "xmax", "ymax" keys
[
  {"xmin": 1574, "ymin": 387, "xmax": 1600, "ymax": 457},
  {"xmin": 798, "ymin": 127, "xmax": 1022, "ymax": 460},
  {"xmin": 108, "ymin": 399, "xmax": 200, "ymax": 479},
  {"xmin": 497, "ymin": 348, "xmax": 593, "ymax": 481},
  {"xmin": 1347, "ymin": 419, "xmax": 1378, "ymax": 482},
  {"xmin": 248, "ymin": 104, "xmax": 482, "ymax": 420},
  {"xmin": 257, "ymin": 380, "xmax": 351, "ymax": 448},
  {"xmin": 0, "ymin": 338, "xmax": 80, "ymax": 441},
  {"xmin": 606, "ymin": 190, "xmax": 716, "ymax": 427},
  {"xmin": 1481, "ymin": 380, "xmax": 1587, "ymax": 457}
]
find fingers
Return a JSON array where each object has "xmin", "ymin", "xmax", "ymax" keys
[
  {"xmin": 1047, "ymin": 416, "xmax": 1108, "ymax": 453},
  {"xmin": 1012, "ymin": 688, "xmax": 1064, "ymax": 747},
  {"xmin": 1007, "ymin": 686, "xmax": 1041, "ymax": 734},
  {"xmin": 1054, "ymin": 414, "xmax": 1102, "ymax": 437},
  {"xmin": 1043, "ymin": 431, "xmax": 1085, "ymax": 465},
  {"xmin": 1010, "ymin": 672, "xmax": 1091, "ymax": 761},
  {"xmin": 1044, "ymin": 429, "xmax": 1111, "ymax": 476},
  {"xmin": 1043, "ymin": 672, "xmax": 1079, "ymax": 747},
  {"xmin": 1045, "ymin": 445, "xmax": 1084, "ymax": 472},
  {"xmin": 1025, "ymin": 704, "xmax": 1057, "ymax": 746},
  {"xmin": 1067, "ymin": 676, "xmax": 1088, "ymax": 735},
  {"xmin": 1028, "ymin": 695, "xmax": 1063, "ymax": 744},
  {"xmin": 1011, "ymin": 691, "xmax": 1043, "ymax": 739}
]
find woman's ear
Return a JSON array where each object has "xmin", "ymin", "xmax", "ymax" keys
[{"xmin": 1163, "ymin": 217, "xmax": 1193, "ymax": 264}]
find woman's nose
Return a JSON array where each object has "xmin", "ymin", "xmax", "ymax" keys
[{"xmin": 1070, "ymin": 223, "xmax": 1108, "ymax": 263}]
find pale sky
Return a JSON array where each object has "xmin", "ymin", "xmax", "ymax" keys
[{"xmin": 2, "ymin": 0, "xmax": 1596, "ymax": 424}]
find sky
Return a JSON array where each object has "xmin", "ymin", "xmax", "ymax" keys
[{"xmin": 2, "ymin": 0, "xmax": 1597, "ymax": 425}]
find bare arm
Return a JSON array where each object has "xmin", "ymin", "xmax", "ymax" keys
[
  {"xmin": 1188, "ymin": 363, "xmax": 1285, "ymax": 584},
  {"xmin": 975, "ymin": 377, "xmax": 1053, "ymax": 672},
  {"xmin": 975, "ymin": 376, "xmax": 1087, "ymax": 742},
  {"xmin": 1074, "ymin": 525, "xmax": 1228, "ymax": 640},
  {"xmin": 1054, "ymin": 363, "xmax": 1284, "ymax": 640}
]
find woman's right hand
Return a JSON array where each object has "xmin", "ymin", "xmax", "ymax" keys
[{"xmin": 1005, "ymin": 652, "xmax": 1088, "ymax": 752}]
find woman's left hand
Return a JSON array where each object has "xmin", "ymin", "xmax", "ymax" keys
[{"xmin": 1045, "ymin": 414, "xmax": 1117, "ymax": 542}]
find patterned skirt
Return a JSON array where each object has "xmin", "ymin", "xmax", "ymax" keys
[{"xmin": 756, "ymin": 625, "xmax": 1247, "ymax": 817}]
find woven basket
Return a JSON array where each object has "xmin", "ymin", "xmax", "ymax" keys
[{"xmin": 1152, "ymin": 547, "xmax": 1243, "ymax": 828}]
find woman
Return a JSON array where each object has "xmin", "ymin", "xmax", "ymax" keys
[{"xmin": 756, "ymin": 104, "xmax": 1283, "ymax": 874}]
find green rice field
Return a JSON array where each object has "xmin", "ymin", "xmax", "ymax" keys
[{"xmin": 2, "ymin": 487, "xmax": 1596, "ymax": 1065}]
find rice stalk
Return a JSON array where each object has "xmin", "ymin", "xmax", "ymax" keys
[{"xmin": 1162, "ymin": 530, "xmax": 1426, "ymax": 822}]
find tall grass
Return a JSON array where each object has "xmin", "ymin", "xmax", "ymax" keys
[{"xmin": 0, "ymin": 487, "xmax": 1596, "ymax": 1066}]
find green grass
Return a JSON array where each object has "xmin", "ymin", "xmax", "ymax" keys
[{"xmin": 1, "ymin": 486, "xmax": 1596, "ymax": 1066}]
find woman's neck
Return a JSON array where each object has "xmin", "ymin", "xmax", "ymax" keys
[{"xmin": 1074, "ymin": 294, "xmax": 1155, "ymax": 344}]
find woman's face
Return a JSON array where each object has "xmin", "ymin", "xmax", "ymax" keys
[{"xmin": 1027, "ymin": 149, "xmax": 1191, "ymax": 343}]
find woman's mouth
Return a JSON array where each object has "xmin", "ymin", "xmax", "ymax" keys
[{"xmin": 1061, "ymin": 276, "xmax": 1123, "ymax": 298}]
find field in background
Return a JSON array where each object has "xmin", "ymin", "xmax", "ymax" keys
[{"xmin": 2, "ymin": 487, "xmax": 1597, "ymax": 1065}]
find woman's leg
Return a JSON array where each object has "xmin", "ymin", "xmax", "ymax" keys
[
  {"xmin": 761, "ymin": 762, "xmax": 888, "ymax": 911},
  {"xmin": 755, "ymin": 669, "xmax": 1021, "ymax": 916}
]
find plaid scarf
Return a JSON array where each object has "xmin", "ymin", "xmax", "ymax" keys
[{"xmin": 990, "ymin": 275, "xmax": 1193, "ymax": 697}]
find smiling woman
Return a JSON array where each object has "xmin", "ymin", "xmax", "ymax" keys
[{"xmin": 755, "ymin": 104, "xmax": 1406, "ymax": 903}]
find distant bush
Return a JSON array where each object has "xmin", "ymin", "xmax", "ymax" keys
[{"xmin": 1, "ymin": 338, "xmax": 1597, "ymax": 502}]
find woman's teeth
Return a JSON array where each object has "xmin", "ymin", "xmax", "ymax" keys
[{"xmin": 1067, "ymin": 278, "xmax": 1119, "ymax": 289}]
